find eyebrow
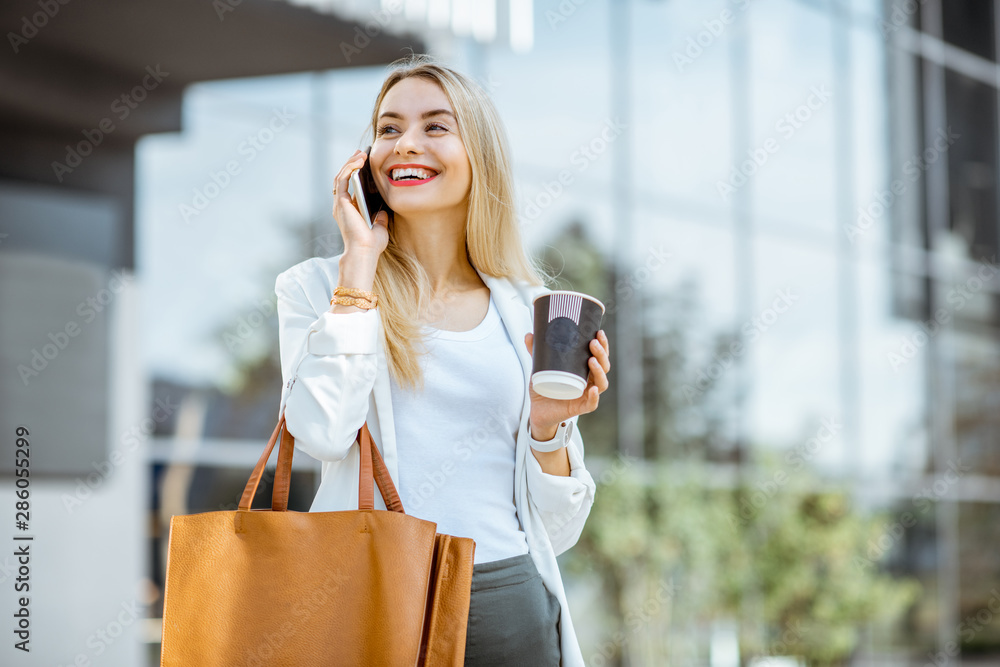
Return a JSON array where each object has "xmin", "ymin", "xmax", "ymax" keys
[{"xmin": 377, "ymin": 109, "xmax": 456, "ymax": 121}]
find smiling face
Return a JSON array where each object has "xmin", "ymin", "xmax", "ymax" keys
[{"xmin": 369, "ymin": 77, "xmax": 473, "ymax": 219}]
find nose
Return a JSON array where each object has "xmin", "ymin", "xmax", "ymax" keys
[{"xmin": 393, "ymin": 126, "xmax": 423, "ymax": 156}]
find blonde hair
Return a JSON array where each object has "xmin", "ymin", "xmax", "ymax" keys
[{"xmin": 365, "ymin": 54, "xmax": 551, "ymax": 391}]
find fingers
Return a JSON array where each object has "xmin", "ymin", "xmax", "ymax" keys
[
  {"xmin": 588, "ymin": 356, "xmax": 609, "ymax": 393},
  {"xmin": 573, "ymin": 377, "xmax": 602, "ymax": 415},
  {"xmin": 589, "ymin": 330, "xmax": 610, "ymax": 374},
  {"xmin": 333, "ymin": 149, "xmax": 366, "ymax": 204},
  {"xmin": 525, "ymin": 329, "xmax": 608, "ymax": 417},
  {"xmin": 584, "ymin": 329, "xmax": 610, "ymax": 408}
]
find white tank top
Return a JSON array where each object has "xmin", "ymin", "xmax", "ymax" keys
[{"xmin": 389, "ymin": 293, "xmax": 530, "ymax": 563}]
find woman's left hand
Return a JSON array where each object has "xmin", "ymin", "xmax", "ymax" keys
[{"xmin": 523, "ymin": 329, "xmax": 611, "ymax": 439}]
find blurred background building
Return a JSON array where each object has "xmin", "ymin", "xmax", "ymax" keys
[{"xmin": 1, "ymin": 0, "xmax": 999, "ymax": 665}]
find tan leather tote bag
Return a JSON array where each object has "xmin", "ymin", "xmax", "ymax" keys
[{"xmin": 159, "ymin": 414, "xmax": 476, "ymax": 666}]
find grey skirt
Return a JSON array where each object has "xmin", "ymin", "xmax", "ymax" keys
[{"xmin": 463, "ymin": 553, "xmax": 562, "ymax": 666}]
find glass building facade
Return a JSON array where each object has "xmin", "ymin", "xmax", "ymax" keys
[{"xmin": 140, "ymin": 0, "xmax": 1000, "ymax": 663}]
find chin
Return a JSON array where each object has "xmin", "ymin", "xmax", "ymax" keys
[{"xmin": 389, "ymin": 196, "xmax": 465, "ymax": 216}]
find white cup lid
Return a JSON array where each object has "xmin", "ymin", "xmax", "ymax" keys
[{"xmin": 531, "ymin": 371, "xmax": 586, "ymax": 400}]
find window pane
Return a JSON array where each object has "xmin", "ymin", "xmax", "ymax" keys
[
  {"xmin": 944, "ymin": 69, "xmax": 999, "ymax": 264},
  {"xmin": 959, "ymin": 502, "xmax": 1000, "ymax": 650},
  {"xmin": 953, "ymin": 330, "xmax": 1000, "ymax": 476},
  {"xmin": 748, "ymin": 234, "xmax": 843, "ymax": 470},
  {"xmin": 748, "ymin": 0, "xmax": 837, "ymax": 236},
  {"xmin": 859, "ymin": 257, "xmax": 931, "ymax": 476},
  {"xmin": 942, "ymin": 0, "xmax": 995, "ymax": 61},
  {"xmin": 636, "ymin": 215, "xmax": 739, "ymax": 462},
  {"xmin": 633, "ymin": 0, "xmax": 734, "ymax": 212}
]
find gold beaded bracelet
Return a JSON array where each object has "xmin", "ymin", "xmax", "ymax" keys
[
  {"xmin": 331, "ymin": 295, "xmax": 376, "ymax": 309},
  {"xmin": 331, "ymin": 286, "xmax": 378, "ymax": 310}
]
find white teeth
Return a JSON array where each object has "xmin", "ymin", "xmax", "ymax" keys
[{"xmin": 391, "ymin": 167, "xmax": 435, "ymax": 181}]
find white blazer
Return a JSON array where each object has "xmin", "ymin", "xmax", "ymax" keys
[{"xmin": 274, "ymin": 253, "xmax": 597, "ymax": 667}]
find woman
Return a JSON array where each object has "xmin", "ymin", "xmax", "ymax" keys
[{"xmin": 274, "ymin": 54, "xmax": 611, "ymax": 666}]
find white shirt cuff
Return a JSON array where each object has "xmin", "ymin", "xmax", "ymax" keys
[{"xmin": 307, "ymin": 308, "xmax": 379, "ymax": 355}]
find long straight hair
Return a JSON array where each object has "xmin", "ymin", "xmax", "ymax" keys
[{"xmin": 366, "ymin": 54, "xmax": 551, "ymax": 391}]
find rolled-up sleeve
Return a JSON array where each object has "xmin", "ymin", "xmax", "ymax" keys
[
  {"xmin": 525, "ymin": 416, "xmax": 597, "ymax": 556},
  {"xmin": 275, "ymin": 269, "xmax": 379, "ymax": 463}
]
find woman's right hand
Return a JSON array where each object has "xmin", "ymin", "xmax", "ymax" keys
[{"xmin": 333, "ymin": 149, "xmax": 390, "ymax": 258}]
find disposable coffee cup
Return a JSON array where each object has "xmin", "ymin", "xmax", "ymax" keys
[{"xmin": 531, "ymin": 290, "xmax": 605, "ymax": 400}]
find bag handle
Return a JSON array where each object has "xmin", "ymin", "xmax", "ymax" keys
[
  {"xmin": 358, "ymin": 422, "xmax": 405, "ymax": 512},
  {"xmin": 238, "ymin": 414, "xmax": 405, "ymax": 514}
]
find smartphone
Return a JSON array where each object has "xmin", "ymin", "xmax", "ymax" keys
[
  {"xmin": 347, "ymin": 170, "xmax": 372, "ymax": 228},
  {"xmin": 347, "ymin": 145, "xmax": 389, "ymax": 229}
]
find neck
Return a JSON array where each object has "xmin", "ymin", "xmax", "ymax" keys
[{"xmin": 392, "ymin": 207, "xmax": 483, "ymax": 295}]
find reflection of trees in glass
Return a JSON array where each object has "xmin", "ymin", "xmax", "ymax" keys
[
  {"xmin": 952, "ymin": 344, "xmax": 1000, "ymax": 654},
  {"xmin": 562, "ymin": 454, "xmax": 920, "ymax": 666},
  {"xmin": 958, "ymin": 503, "xmax": 1000, "ymax": 653},
  {"xmin": 954, "ymin": 343, "xmax": 1000, "ymax": 475},
  {"xmin": 542, "ymin": 222, "xmax": 919, "ymax": 665},
  {"xmin": 535, "ymin": 220, "xmax": 737, "ymax": 463},
  {"xmin": 535, "ymin": 221, "xmax": 619, "ymax": 459}
]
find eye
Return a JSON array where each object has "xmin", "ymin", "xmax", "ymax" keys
[{"xmin": 375, "ymin": 122, "xmax": 450, "ymax": 138}]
